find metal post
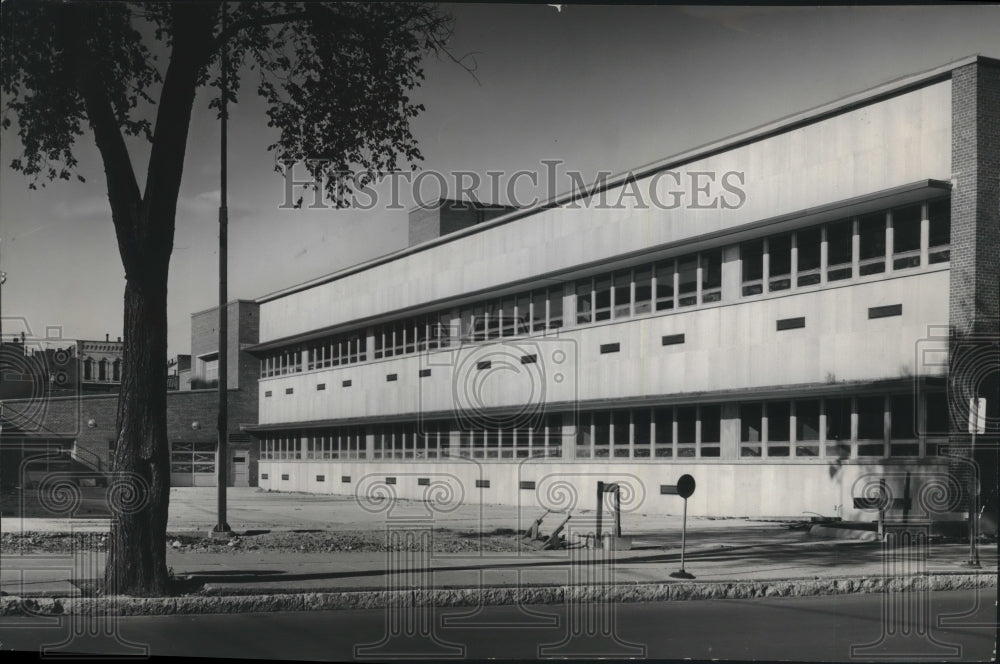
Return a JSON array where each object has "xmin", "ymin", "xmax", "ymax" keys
[
  {"xmin": 670, "ymin": 498, "xmax": 695, "ymax": 579},
  {"xmin": 967, "ymin": 427, "xmax": 979, "ymax": 567},
  {"xmin": 213, "ymin": 2, "xmax": 231, "ymax": 536},
  {"xmin": 679, "ymin": 498, "xmax": 687, "ymax": 569},
  {"xmin": 595, "ymin": 481, "xmax": 604, "ymax": 541},
  {"xmin": 614, "ymin": 486, "xmax": 621, "ymax": 538}
]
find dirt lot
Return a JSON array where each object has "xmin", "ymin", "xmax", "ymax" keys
[{"xmin": 0, "ymin": 528, "xmax": 526, "ymax": 555}]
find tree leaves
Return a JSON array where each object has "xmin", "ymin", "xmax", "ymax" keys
[{"xmin": 2, "ymin": 1, "xmax": 456, "ymax": 207}]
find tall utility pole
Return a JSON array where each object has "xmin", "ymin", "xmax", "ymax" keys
[{"xmin": 213, "ymin": 1, "xmax": 232, "ymax": 536}]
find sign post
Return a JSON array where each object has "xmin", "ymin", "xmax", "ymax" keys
[
  {"xmin": 663, "ymin": 474, "xmax": 696, "ymax": 580},
  {"xmin": 966, "ymin": 397, "xmax": 985, "ymax": 568}
]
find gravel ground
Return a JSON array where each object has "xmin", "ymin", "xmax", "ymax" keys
[{"xmin": 1, "ymin": 528, "xmax": 526, "ymax": 555}]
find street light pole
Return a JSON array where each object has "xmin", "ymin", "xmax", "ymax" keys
[{"xmin": 213, "ymin": 1, "xmax": 232, "ymax": 536}]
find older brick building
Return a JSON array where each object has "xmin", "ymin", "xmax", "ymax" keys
[{"xmin": 0, "ymin": 301, "xmax": 260, "ymax": 489}]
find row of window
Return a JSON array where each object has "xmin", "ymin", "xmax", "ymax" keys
[
  {"xmin": 372, "ymin": 416, "xmax": 564, "ymax": 460},
  {"xmin": 373, "ymin": 312, "xmax": 453, "ymax": 359},
  {"xmin": 261, "ymin": 416, "xmax": 566, "ymax": 461},
  {"xmin": 458, "ymin": 286, "xmax": 565, "ymax": 341},
  {"xmin": 82, "ymin": 357, "xmax": 121, "ymax": 382},
  {"xmin": 573, "ymin": 393, "xmax": 946, "ymax": 460},
  {"xmin": 739, "ymin": 393, "xmax": 946, "ymax": 458},
  {"xmin": 259, "ymin": 197, "xmax": 951, "ymax": 378},
  {"xmin": 575, "ymin": 249, "xmax": 722, "ymax": 326},
  {"xmin": 260, "ymin": 393, "xmax": 944, "ymax": 462},
  {"xmin": 576, "ymin": 406, "xmax": 720, "ymax": 459},
  {"xmin": 741, "ymin": 198, "xmax": 949, "ymax": 295}
]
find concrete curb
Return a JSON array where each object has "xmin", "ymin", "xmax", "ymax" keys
[{"xmin": 1, "ymin": 573, "xmax": 994, "ymax": 617}]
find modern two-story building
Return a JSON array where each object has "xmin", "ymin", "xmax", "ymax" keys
[{"xmin": 248, "ymin": 56, "xmax": 999, "ymax": 522}]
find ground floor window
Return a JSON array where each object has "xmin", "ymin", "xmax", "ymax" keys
[
  {"xmin": 739, "ymin": 392, "xmax": 943, "ymax": 459},
  {"xmin": 170, "ymin": 442, "xmax": 216, "ymax": 486},
  {"xmin": 575, "ymin": 405, "xmax": 721, "ymax": 459}
]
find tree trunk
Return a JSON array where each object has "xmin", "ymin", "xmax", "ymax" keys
[{"xmin": 104, "ymin": 267, "xmax": 171, "ymax": 597}]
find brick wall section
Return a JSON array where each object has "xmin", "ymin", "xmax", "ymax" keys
[
  {"xmin": 190, "ymin": 300, "xmax": 259, "ymax": 391},
  {"xmin": 408, "ymin": 201, "xmax": 519, "ymax": 246},
  {"xmin": 948, "ymin": 58, "xmax": 1000, "ymax": 475},
  {"xmin": 407, "ymin": 205, "xmax": 441, "ymax": 246},
  {"xmin": 949, "ymin": 59, "xmax": 1000, "ymax": 334},
  {"xmin": 2, "ymin": 389, "xmax": 258, "ymax": 485}
]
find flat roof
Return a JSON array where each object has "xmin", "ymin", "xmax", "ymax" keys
[{"xmin": 255, "ymin": 54, "xmax": 997, "ymax": 306}]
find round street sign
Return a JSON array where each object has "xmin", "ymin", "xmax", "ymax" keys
[{"xmin": 677, "ymin": 474, "xmax": 696, "ymax": 499}]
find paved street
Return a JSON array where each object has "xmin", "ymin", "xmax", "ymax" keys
[{"xmin": 1, "ymin": 590, "xmax": 994, "ymax": 661}]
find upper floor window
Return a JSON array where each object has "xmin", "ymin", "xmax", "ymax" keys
[
  {"xmin": 826, "ymin": 219, "xmax": 853, "ymax": 281},
  {"xmin": 767, "ymin": 234, "xmax": 792, "ymax": 292},
  {"xmin": 928, "ymin": 198, "xmax": 950, "ymax": 263},
  {"xmin": 700, "ymin": 250, "xmax": 722, "ymax": 303},
  {"xmin": 891, "ymin": 204, "xmax": 921, "ymax": 270},
  {"xmin": 858, "ymin": 212, "xmax": 886, "ymax": 276},
  {"xmin": 741, "ymin": 240, "xmax": 764, "ymax": 296},
  {"xmin": 796, "ymin": 227, "xmax": 821, "ymax": 287}
]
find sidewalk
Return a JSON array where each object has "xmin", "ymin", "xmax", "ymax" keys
[{"xmin": 1, "ymin": 488, "xmax": 996, "ymax": 614}]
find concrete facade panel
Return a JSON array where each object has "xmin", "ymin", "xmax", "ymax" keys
[{"xmin": 258, "ymin": 270, "xmax": 949, "ymax": 425}]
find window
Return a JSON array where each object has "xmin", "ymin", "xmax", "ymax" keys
[
  {"xmin": 634, "ymin": 266, "xmax": 652, "ymax": 314},
  {"xmin": 547, "ymin": 286, "xmax": 564, "ymax": 330},
  {"xmin": 260, "ymin": 348, "xmax": 302, "ymax": 377},
  {"xmin": 856, "ymin": 396, "xmax": 885, "ymax": 456},
  {"xmin": 890, "ymin": 395, "xmax": 919, "ymax": 456},
  {"xmin": 892, "ymin": 204, "xmax": 921, "ymax": 270},
  {"xmin": 676, "ymin": 406, "xmax": 696, "ymax": 457},
  {"xmin": 594, "ymin": 276, "xmax": 612, "ymax": 321},
  {"xmin": 766, "ymin": 402, "xmax": 790, "ymax": 457},
  {"xmin": 654, "ymin": 407, "xmax": 673, "ymax": 457},
  {"xmin": 516, "ymin": 294, "xmax": 531, "ymax": 336},
  {"xmin": 796, "ymin": 228, "xmax": 821, "ymax": 286},
  {"xmin": 655, "ymin": 260, "xmax": 675, "ymax": 310},
  {"xmin": 768, "ymin": 234, "xmax": 792, "ymax": 292},
  {"xmin": 795, "ymin": 400, "xmax": 820, "ymax": 456},
  {"xmin": 677, "ymin": 257, "xmax": 697, "ymax": 307},
  {"xmin": 924, "ymin": 391, "xmax": 949, "ymax": 456},
  {"xmin": 500, "ymin": 297, "xmax": 517, "ymax": 338},
  {"xmin": 928, "ymin": 199, "xmax": 950, "ymax": 263},
  {"xmin": 824, "ymin": 397, "xmax": 852, "ymax": 458},
  {"xmin": 84, "ymin": 358, "xmax": 93, "ymax": 381},
  {"xmin": 858, "ymin": 213, "xmax": 886, "ymax": 276},
  {"xmin": 613, "ymin": 271, "xmax": 632, "ymax": 319},
  {"xmin": 472, "ymin": 304, "xmax": 487, "ymax": 341},
  {"xmin": 546, "ymin": 414, "xmax": 563, "ymax": 458},
  {"xmin": 99, "ymin": 359, "xmax": 108, "ymax": 381},
  {"xmin": 741, "ymin": 240, "xmax": 764, "ymax": 295},
  {"xmin": 576, "ymin": 280, "xmax": 593, "ymax": 325},
  {"xmin": 613, "ymin": 410, "xmax": 630, "ymax": 457},
  {"xmin": 740, "ymin": 403, "xmax": 763, "ymax": 457},
  {"xmin": 633, "ymin": 409, "xmax": 651, "ymax": 458},
  {"xmin": 593, "ymin": 412, "xmax": 610, "ymax": 458},
  {"xmin": 826, "ymin": 219, "xmax": 853, "ymax": 281},
  {"xmin": 700, "ymin": 405, "xmax": 721, "ymax": 457},
  {"xmin": 925, "ymin": 391, "xmax": 949, "ymax": 438},
  {"xmin": 701, "ymin": 250, "xmax": 722, "ymax": 303}
]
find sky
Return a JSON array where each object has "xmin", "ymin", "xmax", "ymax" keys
[{"xmin": 2, "ymin": 4, "xmax": 1000, "ymax": 357}]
